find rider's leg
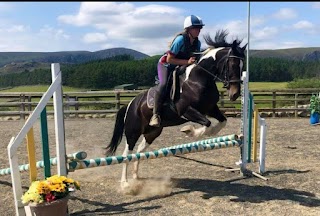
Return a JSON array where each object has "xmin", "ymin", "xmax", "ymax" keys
[{"xmin": 150, "ymin": 63, "xmax": 168, "ymax": 127}]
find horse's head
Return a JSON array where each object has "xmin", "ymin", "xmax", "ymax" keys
[{"xmin": 195, "ymin": 29, "xmax": 246, "ymax": 101}]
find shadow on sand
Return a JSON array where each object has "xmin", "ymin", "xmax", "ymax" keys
[{"xmin": 70, "ymin": 168, "xmax": 319, "ymax": 215}]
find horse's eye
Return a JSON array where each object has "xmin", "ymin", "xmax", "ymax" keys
[{"xmin": 231, "ymin": 64, "xmax": 238, "ymax": 69}]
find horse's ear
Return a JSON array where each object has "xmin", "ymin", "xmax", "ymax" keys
[
  {"xmin": 241, "ymin": 43, "xmax": 248, "ymax": 52},
  {"xmin": 232, "ymin": 40, "xmax": 238, "ymax": 49}
]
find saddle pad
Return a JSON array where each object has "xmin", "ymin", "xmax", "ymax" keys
[{"xmin": 147, "ymin": 87, "xmax": 157, "ymax": 109}]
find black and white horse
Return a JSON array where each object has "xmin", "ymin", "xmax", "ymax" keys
[{"xmin": 105, "ymin": 29, "xmax": 246, "ymax": 188}]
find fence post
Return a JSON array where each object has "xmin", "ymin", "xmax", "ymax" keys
[
  {"xmin": 20, "ymin": 94, "xmax": 25, "ymax": 120},
  {"xmin": 27, "ymin": 95, "xmax": 32, "ymax": 112},
  {"xmin": 272, "ymin": 91, "xmax": 276, "ymax": 117},
  {"xmin": 294, "ymin": 93, "xmax": 298, "ymax": 118},
  {"xmin": 65, "ymin": 94, "xmax": 70, "ymax": 118},
  {"xmin": 115, "ymin": 91, "xmax": 120, "ymax": 110}
]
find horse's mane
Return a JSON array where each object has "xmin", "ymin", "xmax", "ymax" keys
[{"xmin": 203, "ymin": 29, "xmax": 243, "ymax": 49}]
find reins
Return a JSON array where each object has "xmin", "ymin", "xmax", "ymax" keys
[{"xmin": 193, "ymin": 48, "xmax": 244, "ymax": 88}]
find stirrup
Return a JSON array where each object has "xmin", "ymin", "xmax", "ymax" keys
[{"xmin": 149, "ymin": 114, "xmax": 161, "ymax": 127}]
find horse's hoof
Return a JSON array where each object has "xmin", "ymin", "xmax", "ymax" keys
[
  {"xmin": 180, "ymin": 125, "xmax": 193, "ymax": 133},
  {"xmin": 180, "ymin": 125, "xmax": 195, "ymax": 137},
  {"xmin": 132, "ymin": 174, "xmax": 140, "ymax": 180},
  {"xmin": 121, "ymin": 181, "xmax": 130, "ymax": 190}
]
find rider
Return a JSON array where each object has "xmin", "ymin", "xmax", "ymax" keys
[{"xmin": 149, "ymin": 15, "xmax": 205, "ymax": 127}]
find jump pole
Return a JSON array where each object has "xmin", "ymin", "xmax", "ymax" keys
[
  {"xmin": 68, "ymin": 138, "xmax": 242, "ymax": 171},
  {"xmin": 1, "ymin": 151, "xmax": 87, "ymax": 176}
]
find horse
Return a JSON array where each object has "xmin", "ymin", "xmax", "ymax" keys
[{"xmin": 105, "ymin": 29, "xmax": 247, "ymax": 189}]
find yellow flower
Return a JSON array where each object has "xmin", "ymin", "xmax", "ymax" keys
[{"xmin": 21, "ymin": 175, "xmax": 80, "ymax": 204}]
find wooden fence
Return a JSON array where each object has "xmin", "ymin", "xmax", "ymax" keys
[{"xmin": 0, "ymin": 88, "xmax": 319, "ymax": 119}]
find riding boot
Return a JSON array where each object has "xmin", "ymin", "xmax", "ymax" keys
[{"xmin": 149, "ymin": 90, "xmax": 164, "ymax": 127}]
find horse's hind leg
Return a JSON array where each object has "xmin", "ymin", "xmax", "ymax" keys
[{"xmin": 132, "ymin": 128, "xmax": 163, "ymax": 180}]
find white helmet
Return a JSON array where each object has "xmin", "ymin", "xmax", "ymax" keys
[{"xmin": 184, "ymin": 15, "xmax": 205, "ymax": 29}]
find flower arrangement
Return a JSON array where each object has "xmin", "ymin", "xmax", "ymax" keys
[
  {"xmin": 21, "ymin": 175, "xmax": 80, "ymax": 205},
  {"xmin": 309, "ymin": 94, "xmax": 320, "ymax": 114}
]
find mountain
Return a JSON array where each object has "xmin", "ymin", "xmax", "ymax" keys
[
  {"xmin": 249, "ymin": 47, "xmax": 320, "ymax": 61},
  {"xmin": 0, "ymin": 48, "xmax": 149, "ymax": 74}
]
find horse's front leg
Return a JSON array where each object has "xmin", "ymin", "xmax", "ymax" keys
[
  {"xmin": 204, "ymin": 104, "xmax": 227, "ymax": 135},
  {"xmin": 180, "ymin": 106, "xmax": 211, "ymax": 137},
  {"xmin": 133, "ymin": 128, "xmax": 163, "ymax": 179},
  {"xmin": 121, "ymin": 143, "xmax": 132, "ymax": 189},
  {"xmin": 181, "ymin": 105, "xmax": 227, "ymax": 137},
  {"xmin": 132, "ymin": 137, "xmax": 149, "ymax": 180}
]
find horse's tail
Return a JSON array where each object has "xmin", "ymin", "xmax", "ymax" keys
[{"xmin": 104, "ymin": 105, "xmax": 128, "ymax": 156}]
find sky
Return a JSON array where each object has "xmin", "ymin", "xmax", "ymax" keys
[{"xmin": 0, "ymin": 2, "xmax": 320, "ymax": 56}]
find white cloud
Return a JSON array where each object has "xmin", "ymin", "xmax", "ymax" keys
[
  {"xmin": 279, "ymin": 41, "xmax": 304, "ymax": 48},
  {"xmin": 251, "ymin": 41, "xmax": 277, "ymax": 50},
  {"xmin": 272, "ymin": 8, "xmax": 297, "ymax": 20},
  {"xmin": 251, "ymin": 41, "xmax": 304, "ymax": 50},
  {"xmin": 312, "ymin": 2, "xmax": 320, "ymax": 9},
  {"xmin": 58, "ymin": 2, "xmax": 185, "ymax": 54},
  {"xmin": 7, "ymin": 25, "xmax": 28, "ymax": 33},
  {"xmin": 39, "ymin": 25, "xmax": 70, "ymax": 40},
  {"xmin": 0, "ymin": 25, "xmax": 29, "ymax": 33},
  {"xmin": 250, "ymin": 16, "xmax": 266, "ymax": 27},
  {"xmin": 293, "ymin": 20, "xmax": 314, "ymax": 29},
  {"xmin": 252, "ymin": 26, "xmax": 278, "ymax": 42},
  {"xmin": 204, "ymin": 20, "xmax": 247, "ymax": 46},
  {"xmin": 83, "ymin": 33, "xmax": 108, "ymax": 43}
]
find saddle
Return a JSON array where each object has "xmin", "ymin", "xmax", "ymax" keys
[{"xmin": 147, "ymin": 65, "xmax": 187, "ymax": 109}]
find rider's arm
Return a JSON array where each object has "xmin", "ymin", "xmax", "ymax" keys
[
  {"xmin": 167, "ymin": 53, "xmax": 194, "ymax": 65},
  {"xmin": 166, "ymin": 35, "xmax": 195, "ymax": 66}
]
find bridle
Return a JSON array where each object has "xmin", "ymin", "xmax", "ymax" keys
[{"xmin": 194, "ymin": 48, "xmax": 244, "ymax": 88}]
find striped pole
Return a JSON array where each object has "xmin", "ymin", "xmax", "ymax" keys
[
  {"xmin": 68, "ymin": 138, "xmax": 242, "ymax": 171},
  {"xmin": 160, "ymin": 134, "xmax": 238, "ymax": 150},
  {"xmin": 0, "ymin": 151, "xmax": 87, "ymax": 176}
]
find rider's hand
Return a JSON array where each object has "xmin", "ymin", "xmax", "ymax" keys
[{"xmin": 187, "ymin": 57, "xmax": 196, "ymax": 65}]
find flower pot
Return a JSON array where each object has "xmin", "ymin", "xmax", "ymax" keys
[
  {"xmin": 310, "ymin": 112, "xmax": 319, "ymax": 125},
  {"xmin": 24, "ymin": 195, "xmax": 69, "ymax": 216}
]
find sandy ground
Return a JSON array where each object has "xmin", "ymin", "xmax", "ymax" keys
[{"xmin": 1, "ymin": 117, "xmax": 320, "ymax": 216}]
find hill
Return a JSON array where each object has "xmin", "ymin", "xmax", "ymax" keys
[
  {"xmin": 0, "ymin": 48, "xmax": 149, "ymax": 74},
  {"xmin": 250, "ymin": 47, "xmax": 320, "ymax": 61}
]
